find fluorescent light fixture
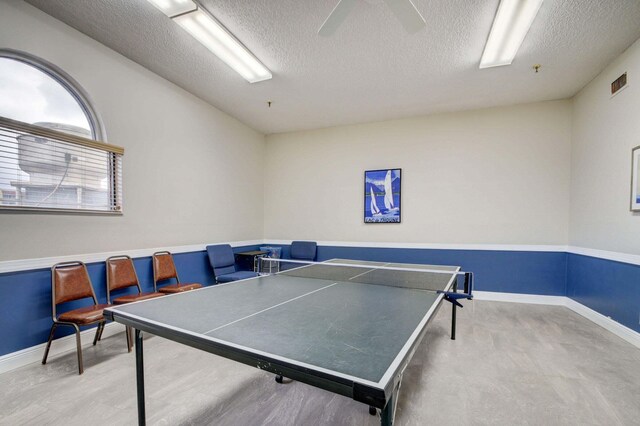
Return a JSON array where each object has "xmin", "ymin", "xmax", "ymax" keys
[
  {"xmin": 146, "ymin": 0, "xmax": 197, "ymax": 17},
  {"xmin": 173, "ymin": 9, "xmax": 272, "ymax": 83},
  {"xmin": 479, "ymin": 0, "xmax": 543, "ymax": 69},
  {"xmin": 145, "ymin": 0, "xmax": 272, "ymax": 83}
]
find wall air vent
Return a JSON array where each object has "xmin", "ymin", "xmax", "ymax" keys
[{"xmin": 611, "ymin": 72, "xmax": 627, "ymax": 96}]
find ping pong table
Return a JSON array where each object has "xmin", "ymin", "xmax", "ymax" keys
[{"xmin": 104, "ymin": 258, "xmax": 473, "ymax": 426}]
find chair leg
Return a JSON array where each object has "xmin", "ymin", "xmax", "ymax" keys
[
  {"xmin": 98, "ymin": 322, "xmax": 106, "ymax": 341},
  {"xmin": 93, "ymin": 322, "xmax": 105, "ymax": 345},
  {"xmin": 125, "ymin": 326, "xmax": 132, "ymax": 352},
  {"xmin": 41, "ymin": 323, "xmax": 58, "ymax": 365},
  {"xmin": 93, "ymin": 323, "xmax": 101, "ymax": 346},
  {"xmin": 73, "ymin": 324, "xmax": 84, "ymax": 375}
]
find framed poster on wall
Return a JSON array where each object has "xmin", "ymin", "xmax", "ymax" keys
[
  {"xmin": 364, "ymin": 168, "xmax": 401, "ymax": 223},
  {"xmin": 632, "ymin": 146, "xmax": 640, "ymax": 212}
]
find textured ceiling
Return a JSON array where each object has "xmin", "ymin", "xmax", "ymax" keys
[{"xmin": 24, "ymin": 0, "xmax": 640, "ymax": 135}]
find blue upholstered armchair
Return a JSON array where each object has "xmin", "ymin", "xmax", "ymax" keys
[
  {"xmin": 206, "ymin": 244, "xmax": 259, "ymax": 283},
  {"xmin": 290, "ymin": 241, "xmax": 317, "ymax": 261}
]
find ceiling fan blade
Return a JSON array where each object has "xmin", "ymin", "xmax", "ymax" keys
[
  {"xmin": 383, "ymin": 0, "xmax": 426, "ymax": 34},
  {"xmin": 318, "ymin": 0, "xmax": 358, "ymax": 37}
]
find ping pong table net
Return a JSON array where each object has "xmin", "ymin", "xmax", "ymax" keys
[{"xmin": 257, "ymin": 258, "xmax": 460, "ymax": 293}]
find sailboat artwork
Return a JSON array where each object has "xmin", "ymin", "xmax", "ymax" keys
[
  {"xmin": 364, "ymin": 168, "xmax": 401, "ymax": 223},
  {"xmin": 370, "ymin": 186, "xmax": 382, "ymax": 216}
]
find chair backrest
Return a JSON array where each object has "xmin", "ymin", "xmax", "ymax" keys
[
  {"xmin": 206, "ymin": 244, "xmax": 237, "ymax": 278},
  {"xmin": 290, "ymin": 241, "xmax": 317, "ymax": 261},
  {"xmin": 153, "ymin": 251, "xmax": 180, "ymax": 288},
  {"xmin": 51, "ymin": 262, "xmax": 97, "ymax": 317},
  {"xmin": 106, "ymin": 255, "xmax": 141, "ymax": 303}
]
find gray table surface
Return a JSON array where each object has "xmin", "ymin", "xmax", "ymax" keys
[{"xmin": 108, "ymin": 259, "xmax": 458, "ymax": 384}]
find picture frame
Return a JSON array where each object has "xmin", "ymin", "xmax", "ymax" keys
[
  {"xmin": 364, "ymin": 168, "xmax": 401, "ymax": 223},
  {"xmin": 631, "ymin": 146, "xmax": 640, "ymax": 212}
]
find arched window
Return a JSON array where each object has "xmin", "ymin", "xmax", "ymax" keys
[{"xmin": 0, "ymin": 50, "xmax": 122, "ymax": 213}]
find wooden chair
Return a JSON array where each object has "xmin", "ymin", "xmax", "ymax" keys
[
  {"xmin": 152, "ymin": 251, "xmax": 202, "ymax": 294},
  {"xmin": 42, "ymin": 261, "xmax": 113, "ymax": 374},
  {"xmin": 106, "ymin": 255, "xmax": 165, "ymax": 349}
]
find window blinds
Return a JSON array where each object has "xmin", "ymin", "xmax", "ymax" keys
[{"xmin": 0, "ymin": 116, "xmax": 123, "ymax": 213}]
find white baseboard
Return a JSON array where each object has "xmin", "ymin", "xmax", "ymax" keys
[
  {"xmin": 0, "ymin": 322, "xmax": 124, "ymax": 375},
  {"xmin": 475, "ymin": 291, "xmax": 640, "ymax": 349},
  {"xmin": 564, "ymin": 298, "xmax": 640, "ymax": 348},
  {"xmin": 473, "ymin": 291, "xmax": 567, "ymax": 305}
]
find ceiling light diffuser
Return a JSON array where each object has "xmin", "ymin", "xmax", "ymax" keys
[
  {"xmin": 479, "ymin": 0, "xmax": 543, "ymax": 69},
  {"xmin": 145, "ymin": 0, "xmax": 272, "ymax": 83},
  {"xmin": 173, "ymin": 9, "xmax": 272, "ymax": 83},
  {"xmin": 146, "ymin": 0, "xmax": 197, "ymax": 17}
]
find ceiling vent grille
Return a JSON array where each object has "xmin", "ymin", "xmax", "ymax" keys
[{"xmin": 611, "ymin": 72, "xmax": 627, "ymax": 96}]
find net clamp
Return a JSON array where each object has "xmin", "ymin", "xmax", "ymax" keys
[{"xmin": 437, "ymin": 291, "xmax": 473, "ymax": 308}]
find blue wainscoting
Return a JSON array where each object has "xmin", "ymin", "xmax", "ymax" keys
[
  {"xmin": 249, "ymin": 244, "xmax": 568, "ymax": 295},
  {"xmin": 314, "ymin": 246, "xmax": 568, "ymax": 296},
  {"xmin": 0, "ymin": 245, "xmax": 259, "ymax": 357},
  {"xmin": 1, "ymin": 243, "xmax": 637, "ymax": 358},
  {"xmin": 567, "ymin": 253, "xmax": 640, "ymax": 333}
]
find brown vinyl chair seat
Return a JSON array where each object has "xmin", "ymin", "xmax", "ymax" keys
[
  {"xmin": 57, "ymin": 303, "xmax": 111, "ymax": 324},
  {"xmin": 157, "ymin": 283, "xmax": 202, "ymax": 294},
  {"xmin": 153, "ymin": 251, "xmax": 203, "ymax": 294},
  {"xmin": 113, "ymin": 292, "xmax": 164, "ymax": 304}
]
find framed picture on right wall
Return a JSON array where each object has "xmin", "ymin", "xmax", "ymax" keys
[{"xmin": 631, "ymin": 145, "xmax": 640, "ymax": 212}]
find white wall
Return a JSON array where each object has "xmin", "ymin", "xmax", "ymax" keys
[
  {"xmin": 6, "ymin": 0, "xmax": 635, "ymax": 259},
  {"xmin": 0, "ymin": 1, "xmax": 265, "ymax": 261},
  {"xmin": 265, "ymin": 101, "xmax": 572, "ymax": 245},
  {"xmin": 570, "ymin": 38, "xmax": 640, "ymax": 255}
]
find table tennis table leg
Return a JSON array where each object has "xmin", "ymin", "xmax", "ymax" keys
[
  {"xmin": 450, "ymin": 279, "xmax": 458, "ymax": 340},
  {"xmin": 380, "ymin": 393, "xmax": 394, "ymax": 425},
  {"xmin": 380, "ymin": 379, "xmax": 400, "ymax": 426},
  {"xmin": 135, "ymin": 329, "xmax": 146, "ymax": 426}
]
